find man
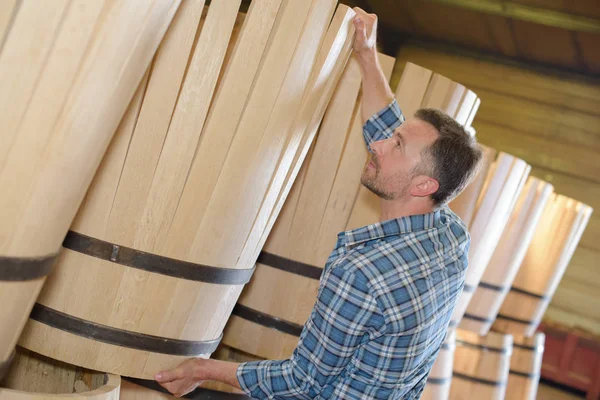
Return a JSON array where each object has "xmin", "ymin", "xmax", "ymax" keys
[{"xmin": 155, "ymin": 8, "xmax": 482, "ymax": 399}]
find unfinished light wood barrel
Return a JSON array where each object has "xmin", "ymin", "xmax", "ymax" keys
[
  {"xmin": 448, "ymin": 153, "xmax": 531, "ymax": 328},
  {"xmin": 0, "ymin": 0, "xmax": 180, "ymax": 381},
  {"xmin": 506, "ymin": 333, "xmax": 545, "ymax": 400},
  {"xmin": 493, "ymin": 195, "xmax": 593, "ymax": 336},
  {"xmin": 222, "ymin": 53, "xmax": 395, "ymax": 358},
  {"xmin": 460, "ymin": 178, "xmax": 553, "ymax": 335},
  {"xmin": 450, "ymin": 330, "xmax": 512, "ymax": 400},
  {"xmin": 0, "ymin": 348, "xmax": 120, "ymax": 400},
  {"xmin": 421, "ymin": 330, "xmax": 456, "ymax": 400},
  {"xmin": 18, "ymin": 1, "xmax": 356, "ymax": 378}
]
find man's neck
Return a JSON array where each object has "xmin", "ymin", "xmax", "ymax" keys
[{"xmin": 379, "ymin": 197, "xmax": 436, "ymax": 222}]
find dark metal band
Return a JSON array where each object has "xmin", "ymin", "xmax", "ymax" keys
[
  {"xmin": 478, "ymin": 281, "xmax": 507, "ymax": 292},
  {"xmin": 495, "ymin": 313, "xmax": 538, "ymax": 326},
  {"xmin": 124, "ymin": 377, "xmax": 250, "ymax": 399},
  {"xmin": 0, "ymin": 350, "xmax": 16, "ymax": 382},
  {"xmin": 30, "ymin": 303, "xmax": 221, "ymax": 356},
  {"xmin": 426, "ymin": 376, "xmax": 451, "ymax": 385},
  {"xmin": 452, "ymin": 372, "xmax": 506, "ymax": 387},
  {"xmin": 462, "ymin": 284, "xmax": 476, "ymax": 293},
  {"xmin": 63, "ymin": 231, "xmax": 254, "ymax": 285},
  {"xmin": 509, "ymin": 369, "xmax": 540, "ymax": 379},
  {"xmin": 513, "ymin": 342, "xmax": 544, "ymax": 352},
  {"xmin": 232, "ymin": 304, "xmax": 304, "ymax": 337},
  {"xmin": 510, "ymin": 286, "xmax": 548, "ymax": 300},
  {"xmin": 0, "ymin": 253, "xmax": 57, "ymax": 281},
  {"xmin": 456, "ymin": 339, "xmax": 511, "ymax": 354},
  {"xmin": 441, "ymin": 343, "xmax": 455, "ymax": 351},
  {"xmin": 257, "ymin": 251, "xmax": 323, "ymax": 280},
  {"xmin": 463, "ymin": 313, "xmax": 495, "ymax": 323}
]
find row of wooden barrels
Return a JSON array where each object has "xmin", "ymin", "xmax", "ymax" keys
[{"xmin": 1, "ymin": 0, "xmax": 592, "ymax": 399}]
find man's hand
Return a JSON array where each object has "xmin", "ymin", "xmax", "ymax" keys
[
  {"xmin": 155, "ymin": 359, "xmax": 204, "ymax": 397},
  {"xmin": 156, "ymin": 358, "xmax": 242, "ymax": 397},
  {"xmin": 353, "ymin": 7, "xmax": 378, "ymax": 56}
]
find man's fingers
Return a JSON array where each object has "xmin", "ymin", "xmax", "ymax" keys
[{"xmin": 155, "ymin": 368, "xmax": 182, "ymax": 383}]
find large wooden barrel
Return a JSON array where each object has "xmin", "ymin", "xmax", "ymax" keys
[
  {"xmin": 506, "ymin": 333, "xmax": 545, "ymax": 400},
  {"xmin": 493, "ymin": 195, "xmax": 593, "ymax": 336},
  {"xmin": 460, "ymin": 178, "xmax": 553, "ymax": 334},
  {"xmin": 448, "ymin": 153, "xmax": 530, "ymax": 328},
  {"xmin": 421, "ymin": 330, "xmax": 456, "ymax": 400},
  {"xmin": 450, "ymin": 330, "xmax": 512, "ymax": 400},
  {"xmin": 18, "ymin": 1, "xmax": 356, "ymax": 379},
  {"xmin": 0, "ymin": 348, "xmax": 120, "ymax": 399},
  {"xmin": 222, "ymin": 60, "xmax": 481, "ymax": 359},
  {"xmin": 221, "ymin": 52, "xmax": 395, "ymax": 359},
  {"xmin": 0, "ymin": 0, "xmax": 180, "ymax": 380}
]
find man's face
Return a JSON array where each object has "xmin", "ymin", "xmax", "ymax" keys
[{"xmin": 361, "ymin": 118, "xmax": 439, "ymax": 200}]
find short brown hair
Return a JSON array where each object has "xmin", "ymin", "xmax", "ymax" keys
[{"xmin": 414, "ymin": 108, "xmax": 483, "ymax": 207}]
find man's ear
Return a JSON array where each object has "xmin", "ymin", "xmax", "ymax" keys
[{"xmin": 410, "ymin": 176, "xmax": 439, "ymax": 197}]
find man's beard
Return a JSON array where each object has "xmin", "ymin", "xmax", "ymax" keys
[{"xmin": 360, "ymin": 158, "xmax": 411, "ymax": 201}]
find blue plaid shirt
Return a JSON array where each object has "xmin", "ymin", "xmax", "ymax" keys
[{"xmin": 237, "ymin": 100, "xmax": 469, "ymax": 399}]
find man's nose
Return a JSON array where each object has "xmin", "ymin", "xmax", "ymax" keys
[{"xmin": 370, "ymin": 138, "xmax": 388, "ymax": 155}]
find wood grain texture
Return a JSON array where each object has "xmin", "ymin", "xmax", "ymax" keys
[
  {"xmin": 460, "ymin": 178, "xmax": 553, "ymax": 335},
  {"xmin": 505, "ymin": 333, "xmax": 545, "ymax": 400},
  {"xmin": 450, "ymin": 153, "xmax": 531, "ymax": 327},
  {"xmin": 1, "ymin": 0, "xmax": 180, "ymax": 376},
  {"xmin": 450, "ymin": 330, "xmax": 512, "ymax": 400},
  {"xmin": 494, "ymin": 195, "xmax": 593, "ymax": 336},
  {"xmin": 421, "ymin": 330, "xmax": 456, "ymax": 400},
  {"xmin": 20, "ymin": 0, "xmax": 354, "ymax": 379},
  {"xmin": 222, "ymin": 53, "xmax": 395, "ymax": 359},
  {"xmin": 0, "ymin": 348, "xmax": 119, "ymax": 400}
]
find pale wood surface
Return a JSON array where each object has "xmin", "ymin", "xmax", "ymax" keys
[
  {"xmin": 0, "ymin": 0, "xmax": 180, "ymax": 374},
  {"xmin": 448, "ymin": 145, "xmax": 497, "ymax": 227},
  {"xmin": 223, "ymin": 53, "xmax": 395, "ymax": 358},
  {"xmin": 495, "ymin": 196, "xmax": 593, "ymax": 336},
  {"xmin": 0, "ymin": 0, "xmax": 19, "ymax": 52},
  {"xmin": 450, "ymin": 153, "xmax": 531, "ymax": 327},
  {"xmin": 506, "ymin": 334, "xmax": 545, "ymax": 400},
  {"xmin": 461, "ymin": 178, "xmax": 553, "ymax": 335},
  {"xmin": 421, "ymin": 330, "xmax": 456, "ymax": 400},
  {"xmin": 393, "ymin": 46, "xmax": 600, "ymax": 334},
  {"xmin": 0, "ymin": 348, "xmax": 120, "ymax": 399},
  {"xmin": 450, "ymin": 330, "xmax": 512, "ymax": 400},
  {"xmin": 20, "ymin": 0, "xmax": 355, "ymax": 379}
]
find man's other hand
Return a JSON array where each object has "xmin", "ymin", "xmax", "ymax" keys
[{"xmin": 155, "ymin": 359, "xmax": 204, "ymax": 398}]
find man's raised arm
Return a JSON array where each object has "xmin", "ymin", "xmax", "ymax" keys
[{"xmin": 352, "ymin": 8, "xmax": 395, "ymax": 125}]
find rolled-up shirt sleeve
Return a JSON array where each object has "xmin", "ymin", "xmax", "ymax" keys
[
  {"xmin": 236, "ymin": 265, "xmax": 385, "ymax": 399},
  {"xmin": 363, "ymin": 99, "xmax": 404, "ymax": 151}
]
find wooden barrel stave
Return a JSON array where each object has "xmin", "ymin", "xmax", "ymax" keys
[
  {"xmin": 506, "ymin": 333, "xmax": 545, "ymax": 400},
  {"xmin": 450, "ymin": 330, "xmax": 512, "ymax": 400},
  {"xmin": 494, "ymin": 196, "xmax": 593, "ymax": 336},
  {"xmin": 18, "ymin": 0, "xmax": 357, "ymax": 379},
  {"xmin": 421, "ymin": 330, "xmax": 456, "ymax": 400},
  {"xmin": 460, "ymin": 178, "xmax": 553, "ymax": 334},
  {"xmin": 0, "ymin": 0, "xmax": 180, "ymax": 378},
  {"xmin": 0, "ymin": 348, "xmax": 120, "ymax": 399}
]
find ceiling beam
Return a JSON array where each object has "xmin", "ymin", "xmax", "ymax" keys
[{"xmin": 420, "ymin": 0, "xmax": 600, "ymax": 34}]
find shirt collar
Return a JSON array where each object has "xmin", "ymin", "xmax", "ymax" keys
[{"xmin": 338, "ymin": 209, "xmax": 444, "ymax": 248}]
